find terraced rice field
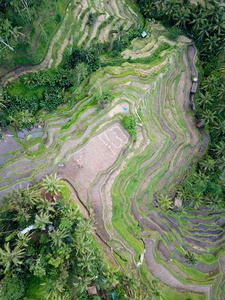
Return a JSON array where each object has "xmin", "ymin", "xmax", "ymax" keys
[{"xmin": 0, "ymin": 1, "xmax": 225, "ymax": 299}]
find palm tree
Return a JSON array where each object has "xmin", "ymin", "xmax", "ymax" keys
[
  {"xmin": 212, "ymin": 141, "xmax": 225, "ymax": 157},
  {"xmin": 46, "ymin": 279, "xmax": 66, "ymax": 300},
  {"xmin": 199, "ymin": 156, "xmax": 216, "ymax": 172},
  {"xmin": 50, "ymin": 229, "xmax": 70, "ymax": 248},
  {"xmin": 157, "ymin": 195, "xmax": 173, "ymax": 210},
  {"xmin": 34, "ymin": 212, "xmax": 52, "ymax": 230},
  {"xmin": 206, "ymin": 194, "xmax": 223, "ymax": 211},
  {"xmin": 216, "ymin": 155, "xmax": 225, "ymax": 171},
  {"xmin": 200, "ymin": 109, "xmax": 217, "ymax": 125},
  {"xmin": 41, "ymin": 174, "xmax": 62, "ymax": 195},
  {"xmin": 22, "ymin": 186, "xmax": 41, "ymax": 206},
  {"xmin": 185, "ymin": 250, "xmax": 197, "ymax": 265},
  {"xmin": 0, "ymin": 242, "xmax": 25, "ymax": 273},
  {"xmin": 175, "ymin": 206, "xmax": 186, "ymax": 216},
  {"xmin": 36, "ymin": 197, "xmax": 56, "ymax": 214},
  {"xmin": 15, "ymin": 207, "xmax": 31, "ymax": 223},
  {"xmin": 198, "ymin": 23, "xmax": 210, "ymax": 41},
  {"xmin": 64, "ymin": 205, "xmax": 79, "ymax": 221},
  {"xmin": 8, "ymin": 110, "xmax": 34, "ymax": 128},
  {"xmin": 189, "ymin": 193, "xmax": 203, "ymax": 208},
  {"xmin": 75, "ymin": 218, "xmax": 95, "ymax": 242},
  {"xmin": 173, "ymin": 9, "xmax": 190, "ymax": 28},
  {"xmin": 204, "ymin": 35, "xmax": 219, "ymax": 52},
  {"xmin": 217, "ymin": 83, "xmax": 225, "ymax": 101},
  {"xmin": 202, "ymin": 75, "xmax": 219, "ymax": 91},
  {"xmin": 176, "ymin": 186, "xmax": 189, "ymax": 201},
  {"xmin": 74, "ymin": 62, "xmax": 88, "ymax": 85},
  {"xmin": 193, "ymin": 171, "xmax": 209, "ymax": 189},
  {"xmin": 212, "ymin": 120, "xmax": 225, "ymax": 135},
  {"xmin": 17, "ymin": 233, "xmax": 31, "ymax": 248},
  {"xmin": 9, "ymin": 26, "xmax": 25, "ymax": 42},
  {"xmin": 195, "ymin": 92, "xmax": 213, "ymax": 109},
  {"xmin": 162, "ymin": 1, "xmax": 178, "ymax": 21},
  {"xmin": 149, "ymin": 280, "xmax": 163, "ymax": 300},
  {"xmin": 77, "ymin": 249, "xmax": 95, "ymax": 273},
  {"xmin": 73, "ymin": 275, "xmax": 94, "ymax": 295},
  {"xmin": 190, "ymin": 13, "xmax": 207, "ymax": 33}
]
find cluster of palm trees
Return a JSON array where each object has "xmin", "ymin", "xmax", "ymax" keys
[
  {"xmin": 137, "ymin": 0, "xmax": 225, "ymax": 59},
  {"xmin": 0, "ymin": 174, "xmax": 137, "ymax": 299}
]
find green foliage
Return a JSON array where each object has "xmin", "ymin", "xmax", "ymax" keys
[
  {"xmin": 92, "ymin": 88, "xmax": 111, "ymax": 108},
  {"xmin": 87, "ymin": 12, "xmax": 97, "ymax": 27},
  {"xmin": 112, "ymin": 26, "xmax": 143, "ymax": 55},
  {"xmin": 157, "ymin": 195, "xmax": 173, "ymax": 210},
  {"xmin": 42, "ymin": 174, "xmax": 62, "ymax": 195},
  {"xmin": 55, "ymin": 14, "xmax": 62, "ymax": 23},
  {"xmin": 185, "ymin": 251, "xmax": 197, "ymax": 266},
  {"xmin": 0, "ymin": 180, "xmax": 130, "ymax": 299},
  {"xmin": 122, "ymin": 113, "xmax": 137, "ymax": 140},
  {"xmin": 1, "ymin": 276, "xmax": 25, "ymax": 300}
]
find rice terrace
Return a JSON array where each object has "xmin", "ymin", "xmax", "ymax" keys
[{"xmin": 0, "ymin": 0, "xmax": 224, "ymax": 299}]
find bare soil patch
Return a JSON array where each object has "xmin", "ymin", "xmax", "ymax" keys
[{"xmin": 61, "ymin": 122, "xmax": 129, "ymax": 203}]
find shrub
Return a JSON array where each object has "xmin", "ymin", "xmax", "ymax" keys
[
  {"xmin": 122, "ymin": 113, "xmax": 137, "ymax": 140},
  {"xmin": 1, "ymin": 277, "xmax": 25, "ymax": 300},
  {"xmin": 55, "ymin": 14, "xmax": 61, "ymax": 23}
]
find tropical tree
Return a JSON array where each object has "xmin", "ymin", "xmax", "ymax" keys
[
  {"xmin": 34, "ymin": 212, "xmax": 52, "ymax": 230},
  {"xmin": 157, "ymin": 195, "xmax": 173, "ymax": 210},
  {"xmin": 149, "ymin": 280, "xmax": 163, "ymax": 300},
  {"xmin": 8, "ymin": 110, "xmax": 34, "ymax": 128},
  {"xmin": 9, "ymin": 26, "xmax": 25, "ymax": 42},
  {"xmin": 36, "ymin": 197, "xmax": 56, "ymax": 214},
  {"xmin": 190, "ymin": 9, "xmax": 207, "ymax": 32},
  {"xmin": 173, "ymin": 9, "xmax": 190, "ymax": 28},
  {"xmin": 22, "ymin": 186, "xmax": 41, "ymax": 206},
  {"xmin": 199, "ymin": 156, "xmax": 216, "ymax": 172},
  {"xmin": 189, "ymin": 193, "xmax": 203, "ymax": 208},
  {"xmin": 195, "ymin": 92, "xmax": 213, "ymax": 109},
  {"xmin": 176, "ymin": 186, "xmax": 189, "ymax": 201},
  {"xmin": 73, "ymin": 275, "xmax": 94, "ymax": 295},
  {"xmin": 206, "ymin": 194, "xmax": 223, "ymax": 211},
  {"xmin": 1, "ymin": 276, "xmax": 25, "ymax": 300},
  {"xmin": 0, "ymin": 242, "xmax": 25, "ymax": 273},
  {"xmin": 212, "ymin": 141, "xmax": 225, "ymax": 157},
  {"xmin": 42, "ymin": 174, "xmax": 62, "ymax": 195},
  {"xmin": 198, "ymin": 23, "xmax": 210, "ymax": 41},
  {"xmin": 200, "ymin": 109, "xmax": 217, "ymax": 124},
  {"xmin": 185, "ymin": 250, "xmax": 197, "ymax": 265},
  {"xmin": 74, "ymin": 62, "xmax": 88, "ymax": 85},
  {"xmin": 46, "ymin": 279, "xmax": 66, "ymax": 300},
  {"xmin": 75, "ymin": 217, "xmax": 95, "ymax": 242},
  {"xmin": 17, "ymin": 233, "xmax": 31, "ymax": 248},
  {"xmin": 50, "ymin": 229, "xmax": 70, "ymax": 248},
  {"xmin": 162, "ymin": 0, "xmax": 178, "ymax": 21}
]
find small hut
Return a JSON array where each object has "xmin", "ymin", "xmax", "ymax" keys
[
  {"xmin": 191, "ymin": 77, "xmax": 198, "ymax": 94},
  {"xmin": 87, "ymin": 286, "xmax": 97, "ymax": 296},
  {"xmin": 141, "ymin": 31, "xmax": 147, "ymax": 38}
]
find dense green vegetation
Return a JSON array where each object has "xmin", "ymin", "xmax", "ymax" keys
[
  {"xmin": 0, "ymin": 0, "xmax": 69, "ymax": 65},
  {"xmin": 0, "ymin": 26, "xmax": 142, "ymax": 129},
  {"xmin": 0, "ymin": 178, "xmax": 135, "ymax": 299}
]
